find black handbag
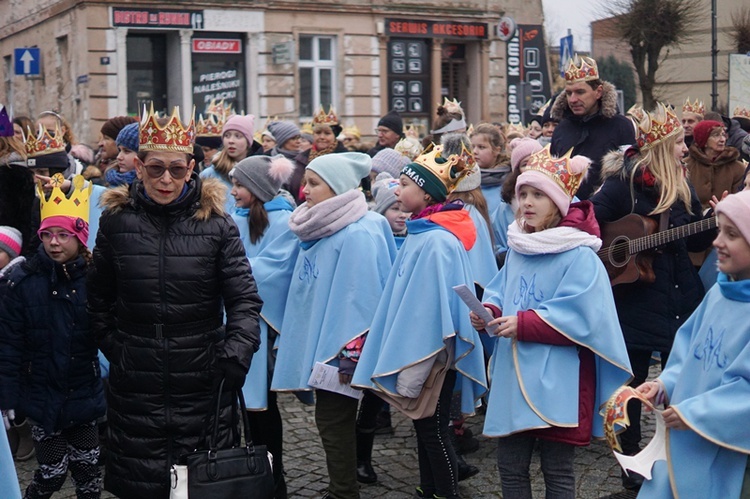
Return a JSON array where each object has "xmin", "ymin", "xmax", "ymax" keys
[{"xmin": 179, "ymin": 380, "xmax": 275, "ymax": 498}]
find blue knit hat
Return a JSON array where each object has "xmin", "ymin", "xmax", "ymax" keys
[
  {"xmin": 307, "ymin": 152, "xmax": 371, "ymax": 196},
  {"xmin": 116, "ymin": 123, "xmax": 139, "ymax": 152}
]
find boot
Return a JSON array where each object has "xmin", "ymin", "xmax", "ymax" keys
[
  {"xmin": 274, "ymin": 471, "xmax": 288, "ymax": 499},
  {"xmin": 449, "ymin": 426, "xmax": 478, "ymax": 482},
  {"xmin": 356, "ymin": 426, "xmax": 377, "ymax": 484},
  {"xmin": 13, "ymin": 418, "xmax": 35, "ymax": 461}
]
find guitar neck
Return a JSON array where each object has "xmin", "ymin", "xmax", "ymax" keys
[{"xmin": 630, "ymin": 216, "xmax": 716, "ymax": 253}]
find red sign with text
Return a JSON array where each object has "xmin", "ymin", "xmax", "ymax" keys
[{"xmin": 192, "ymin": 39, "xmax": 242, "ymax": 54}]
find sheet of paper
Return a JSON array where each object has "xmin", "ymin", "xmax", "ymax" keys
[
  {"xmin": 614, "ymin": 409, "xmax": 667, "ymax": 480},
  {"xmin": 307, "ymin": 362, "xmax": 363, "ymax": 400},
  {"xmin": 452, "ymin": 284, "xmax": 499, "ymax": 335}
]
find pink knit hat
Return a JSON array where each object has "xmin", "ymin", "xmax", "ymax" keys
[
  {"xmin": 715, "ymin": 190, "xmax": 750, "ymax": 245},
  {"xmin": 510, "ymin": 137, "xmax": 543, "ymax": 171},
  {"xmin": 223, "ymin": 115, "xmax": 255, "ymax": 143}
]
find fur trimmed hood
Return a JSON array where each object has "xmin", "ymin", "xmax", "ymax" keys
[
  {"xmin": 99, "ymin": 175, "xmax": 227, "ymax": 222},
  {"xmin": 551, "ymin": 81, "xmax": 620, "ymax": 121},
  {"xmin": 599, "ymin": 147, "xmax": 632, "ymax": 184}
]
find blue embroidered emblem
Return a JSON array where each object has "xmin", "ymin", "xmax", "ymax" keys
[
  {"xmin": 693, "ymin": 327, "xmax": 728, "ymax": 371},
  {"xmin": 299, "ymin": 256, "xmax": 319, "ymax": 284},
  {"xmin": 513, "ymin": 274, "xmax": 544, "ymax": 309}
]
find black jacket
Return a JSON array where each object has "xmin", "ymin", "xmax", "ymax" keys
[
  {"xmin": 550, "ymin": 81, "xmax": 635, "ymax": 200},
  {"xmin": 591, "ymin": 150, "xmax": 715, "ymax": 352},
  {"xmin": 0, "ymin": 246, "xmax": 105, "ymax": 434},
  {"xmin": 88, "ymin": 174, "xmax": 262, "ymax": 499}
]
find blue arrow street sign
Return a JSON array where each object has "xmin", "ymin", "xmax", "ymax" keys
[
  {"xmin": 14, "ymin": 48, "xmax": 41, "ymax": 76},
  {"xmin": 559, "ymin": 34, "xmax": 573, "ymax": 77}
]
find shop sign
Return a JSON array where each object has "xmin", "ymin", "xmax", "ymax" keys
[
  {"xmin": 112, "ymin": 8, "xmax": 204, "ymax": 29},
  {"xmin": 385, "ymin": 19, "xmax": 488, "ymax": 40},
  {"xmin": 192, "ymin": 39, "xmax": 241, "ymax": 54},
  {"xmin": 506, "ymin": 25, "xmax": 551, "ymax": 124},
  {"xmin": 387, "ymin": 39, "xmax": 430, "ymax": 116}
]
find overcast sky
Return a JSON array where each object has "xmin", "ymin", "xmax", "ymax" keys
[{"xmin": 541, "ymin": 0, "xmax": 610, "ymax": 52}]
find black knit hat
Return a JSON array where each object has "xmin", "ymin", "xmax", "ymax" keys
[{"xmin": 378, "ymin": 110, "xmax": 404, "ymax": 137}]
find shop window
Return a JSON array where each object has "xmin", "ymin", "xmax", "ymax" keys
[
  {"xmin": 298, "ymin": 35, "xmax": 336, "ymax": 119},
  {"xmin": 126, "ymin": 34, "xmax": 168, "ymax": 115}
]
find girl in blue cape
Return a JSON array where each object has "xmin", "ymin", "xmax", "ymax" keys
[
  {"xmin": 0, "ymin": 420, "xmax": 21, "ymax": 498},
  {"xmin": 228, "ymin": 154, "xmax": 297, "ymax": 498},
  {"xmin": 635, "ymin": 189, "xmax": 750, "ymax": 498},
  {"xmin": 371, "ymin": 173, "xmax": 409, "ymax": 249},
  {"xmin": 352, "ymin": 145, "xmax": 488, "ymax": 499},
  {"xmin": 271, "ymin": 152, "xmax": 395, "ymax": 499},
  {"xmin": 471, "ymin": 146, "xmax": 632, "ymax": 499}
]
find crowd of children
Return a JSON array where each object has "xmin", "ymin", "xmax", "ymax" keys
[{"xmin": 2, "ymin": 54, "xmax": 750, "ymax": 499}]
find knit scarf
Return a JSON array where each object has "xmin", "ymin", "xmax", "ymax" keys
[
  {"xmin": 105, "ymin": 167, "xmax": 137, "ymax": 187},
  {"xmin": 288, "ymin": 189, "xmax": 368, "ymax": 242},
  {"xmin": 308, "ymin": 143, "xmax": 338, "ymax": 162},
  {"xmin": 507, "ymin": 220, "xmax": 602, "ymax": 255}
]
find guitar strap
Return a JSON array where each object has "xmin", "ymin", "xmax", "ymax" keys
[{"xmin": 658, "ymin": 211, "xmax": 670, "ymax": 232}]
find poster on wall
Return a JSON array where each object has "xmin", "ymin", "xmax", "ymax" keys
[
  {"xmin": 191, "ymin": 35, "xmax": 245, "ymax": 115},
  {"xmin": 729, "ymin": 54, "xmax": 750, "ymax": 114},
  {"xmin": 387, "ymin": 39, "xmax": 430, "ymax": 117},
  {"xmin": 505, "ymin": 25, "xmax": 552, "ymax": 125}
]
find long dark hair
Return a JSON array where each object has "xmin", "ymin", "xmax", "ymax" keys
[{"xmin": 246, "ymin": 198, "xmax": 270, "ymax": 244}]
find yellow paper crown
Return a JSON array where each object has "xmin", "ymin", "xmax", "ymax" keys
[
  {"xmin": 682, "ymin": 98, "xmax": 705, "ymax": 117},
  {"xmin": 342, "ymin": 124, "xmax": 361, "ymax": 139},
  {"xmin": 506, "ymin": 122, "xmax": 526, "ymax": 137},
  {"xmin": 139, "ymin": 103, "xmax": 196, "ymax": 154},
  {"xmin": 564, "ymin": 54, "xmax": 599, "ymax": 84},
  {"xmin": 25, "ymin": 123, "xmax": 66, "ymax": 158},
  {"xmin": 312, "ymin": 106, "xmax": 339, "ymax": 126},
  {"xmin": 634, "ymin": 103, "xmax": 682, "ymax": 151},
  {"xmin": 733, "ymin": 106, "xmax": 750, "ymax": 119},
  {"xmin": 300, "ymin": 121, "xmax": 314, "ymax": 135},
  {"xmin": 522, "ymin": 145, "xmax": 585, "ymax": 200},
  {"xmin": 37, "ymin": 174, "xmax": 93, "ymax": 223},
  {"xmin": 412, "ymin": 144, "xmax": 470, "ymax": 194}
]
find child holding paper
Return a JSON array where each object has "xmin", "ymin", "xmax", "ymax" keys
[
  {"xmin": 470, "ymin": 146, "xmax": 632, "ymax": 498},
  {"xmin": 635, "ymin": 190, "xmax": 750, "ymax": 498}
]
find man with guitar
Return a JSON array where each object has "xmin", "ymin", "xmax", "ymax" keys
[{"xmin": 590, "ymin": 104, "xmax": 716, "ymax": 492}]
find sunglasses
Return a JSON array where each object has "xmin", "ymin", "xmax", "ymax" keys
[
  {"xmin": 39, "ymin": 231, "xmax": 75, "ymax": 243},
  {"xmin": 143, "ymin": 164, "xmax": 190, "ymax": 179}
]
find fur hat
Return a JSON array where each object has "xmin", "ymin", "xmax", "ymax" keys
[
  {"xmin": 372, "ymin": 148, "xmax": 410, "ymax": 178},
  {"xmin": 223, "ymin": 114, "xmax": 256, "ymax": 144},
  {"xmin": 307, "ymin": 152, "xmax": 371, "ymax": 196},
  {"xmin": 101, "ymin": 116, "xmax": 138, "ymax": 140},
  {"xmin": 378, "ymin": 110, "xmax": 404, "ymax": 137},
  {"xmin": 267, "ymin": 121, "xmax": 300, "ymax": 148},
  {"xmin": 692, "ymin": 120, "xmax": 724, "ymax": 149},
  {"xmin": 116, "ymin": 122, "xmax": 139, "ymax": 152},
  {"xmin": 229, "ymin": 155, "xmax": 294, "ymax": 203},
  {"xmin": 372, "ymin": 173, "xmax": 400, "ymax": 215},
  {"xmin": 0, "ymin": 225, "xmax": 22, "ymax": 259},
  {"xmin": 715, "ymin": 190, "xmax": 750, "ymax": 249},
  {"xmin": 510, "ymin": 137, "xmax": 543, "ymax": 171}
]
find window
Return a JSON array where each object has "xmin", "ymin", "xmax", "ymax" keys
[{"xmin": 298, "ymin": 35, "xmax": 336, "ymax": 119}]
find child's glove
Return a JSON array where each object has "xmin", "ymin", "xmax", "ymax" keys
[{"xmin": 2, "ymin": 409, "xmax": 15, "ymax": 430}]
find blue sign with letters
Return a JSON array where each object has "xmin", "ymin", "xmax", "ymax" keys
[{"xmin": 14, "ymin": 47, "xmax": 41, "ymax": 76}]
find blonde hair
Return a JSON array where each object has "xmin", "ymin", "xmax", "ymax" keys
[
  {"xmin": 470, "ymin": 123, "xmax": 509, "ymax": 168},
  {"xmin": 0, "ymin": 136, "xmax": 27, "ymax": 160},
  {"xmin": 515, "ymin": 204, "xmax": 562, "ymax": 233},
  {"xmin": 212, "ymin": 149, "xmax": 238, "ymax": 177},
  {"xmin": 630, "ymin": 132, "xmax": 692, "ymax": 215},
  {"xmin": 38, "ymin": 111, "xmax": 77, "ymax": 145}
]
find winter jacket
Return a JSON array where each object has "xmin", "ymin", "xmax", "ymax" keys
[
  {"xmin": 88, "ymin": 174, "xmax": 262, "ymax": 499},
  {"xmin": 0, "ymin": 246, "xmax": 105, "ymax": 434},
  {"xmin": 0, "ymin": 155, "xmax": 37, "ymax": 257},
  {"xmin": 685, "ymin": 143, "xmax": 745, "ymax": 209},
  {"xmin": 590, "ymin": 149, "xmax": 715, "ymax": 352},
  {"xmin": 550, "ymin": 81, "xmax": 635, "ymax": 200}
]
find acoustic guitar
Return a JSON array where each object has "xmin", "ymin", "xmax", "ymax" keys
[{"xmin": 598, "ymin": 214, "xmax": 717, "ymax": 286}]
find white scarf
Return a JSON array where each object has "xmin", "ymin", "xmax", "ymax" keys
[
  {"xmin": 507, "ymin": 220, "xmax": 602, "ymax": 255},
  {"xmin": 288, "ymin": 189, "xmax": 368, "ymax": 242}
]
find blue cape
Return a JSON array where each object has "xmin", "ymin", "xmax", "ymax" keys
[
  {"xmin": 481, "ymin": 184, "xmax": 502, "ymax": 221},
  {"xmin": 199, "ymin": 166, "xmax": 235, "ymax": 214},
  {"xmin": 233, "ymin": 197, "xmax": 298, "ymax": 409},
  {"xmin": 640, "ymin": 274, "xmax": 750, "ymax": 498},
  {"xmin": 87, "ymin": 184, "xmax": 107, "ymax": 250},
  {"xmin": 271, "ymin": 212, "xmax": 395, "ymax": 391},
  {"xmin": 0, "ymin": 423, "xmax": 21, "ymax": 499},
  {"xmin": 490, "ymin": 200, "xmax": 515, "ymax": 255},
  {"xmin": 465, "ymin": 204, "xmax": 498, "ymax": 288},
  {"xmin": 482, "ymin": 246, "xmax": 632, "ymax": 437},
  {"xmin": 352, "ymin": 219, "xmax": 488, "ymax": 415}
]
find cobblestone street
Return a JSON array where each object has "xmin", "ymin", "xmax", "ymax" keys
[{"xmin": 13, "ymin": 391, "xmax": 652, "ymax": 498}]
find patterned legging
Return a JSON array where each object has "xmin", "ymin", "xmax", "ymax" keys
[{"xmin": 24, "ymin": 421, "xmax": 101, "ymax": 499}]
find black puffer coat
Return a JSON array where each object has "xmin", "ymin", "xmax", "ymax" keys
[
  {"xmin": 0, "ymin": 247, "xmax": 105, "ymax": 434},
  {"xmin": 88, "ymin": 174, "xmax": 262, "ymax": 499},
  {"xmin": 591, "ymin": 149, "xmax": 715, "ymax": 352}
]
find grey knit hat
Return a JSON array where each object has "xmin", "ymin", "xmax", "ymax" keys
[
  {"xmin": 229, "ymin": 155, "xmax": 295, "ymax": 203},
  {"xmin": 454, "ymin": 165, "xmax": 481, "ymax": 192},
  {"xmin": 267, "ymin": 121, "xmax": 300, "ymax": 149},
  {"xmin": 372, "ymin": 173, "xmax": 400, "ymax": 215},
  {"xmin": 371, "ymin": 148, "xmax": 410, "ymax": 179}
]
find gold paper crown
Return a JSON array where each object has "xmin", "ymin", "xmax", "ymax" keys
[
  {"xmin": 195, "ymin": 114, "xmax": 224, "ymax": 137},
  {"xmin": 341, "ymin": 124, "xmax": 361, "ymax": 139},
  {"xmin": 36, "ymin": 174, "xmax": 93, "ymax": 223},
  {"xmin": 536, "ymin": 99, "xmax": 552, "ymax": 117},
  {"xmin": 394, "ymin": 136, "xmax": 423, "ymax": 161},
  {"xmin": 682, "ymin": 98, "xmax": 705, "ymax": 117},
  {"xmin": 522, "ymin": 145, "xmax": 585, "ymax": 200},
  {"xmin": 441, "ymin": 98, "xmax": 464, "ymax": 116},
  {"xmin": 405, "ymin": 124, "xmax": 420, "ymax": 139},
  {"xmin": 205, "ymin": 98, "xmax": 234, "ymax": 119},
  {"xmin": 300, "ymin": 121, "xmax": 314, "ymax": 135},
  {"xmin": 733, "ymin": 106, "xmax": 750, "ymax": 119},
  {"xmin": 506, "ymin": 122, "xmax": 526, "ymax": 137},
  {"xmin": 139, "ymin": 103, "xmax": 196, "ymax": 154},
  {"xmin": 24, "ymin": 123, "xmax": 66, "ymax": 158},
  {"xmin": 626, "ymin": 104, "xmax": 646, "ymax": 122},
  {"xmin": 634, "ymin": 103, "xmax": 682, "ymax": 151},
  {"xmin": 564, "ymin": 55, "xmax": 599, "ymax": 84},
  {"xmin": 412, "ymin": 144, "xmax": 470, "ymax": 194},
  {"xmin": 312, "ymin": 106, "xmax": 339, "ymax": 126}
]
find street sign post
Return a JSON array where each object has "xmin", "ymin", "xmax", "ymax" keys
[
  {"xmin": 14, "ymin": 48, "xmax": 41, "ymax": 76},
  {"xmin": 559, "ymin": 34, "xmax": 573, "ymax": 77}
]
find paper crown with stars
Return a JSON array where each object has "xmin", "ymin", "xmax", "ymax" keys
[
  {"xmin": 633, "ymin": 103, "xmax": 682, "ymax": 151},
  {"xmin": 139, "ymin": 103, "xmax": 196, "ymax": 154},
  {"xmin": 564, "ymin": 54, "xmax": 599, "ymax": 84},
  {"xmin": 24, "ymin": 123, "xmax": 66, "ymax": 158}
]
